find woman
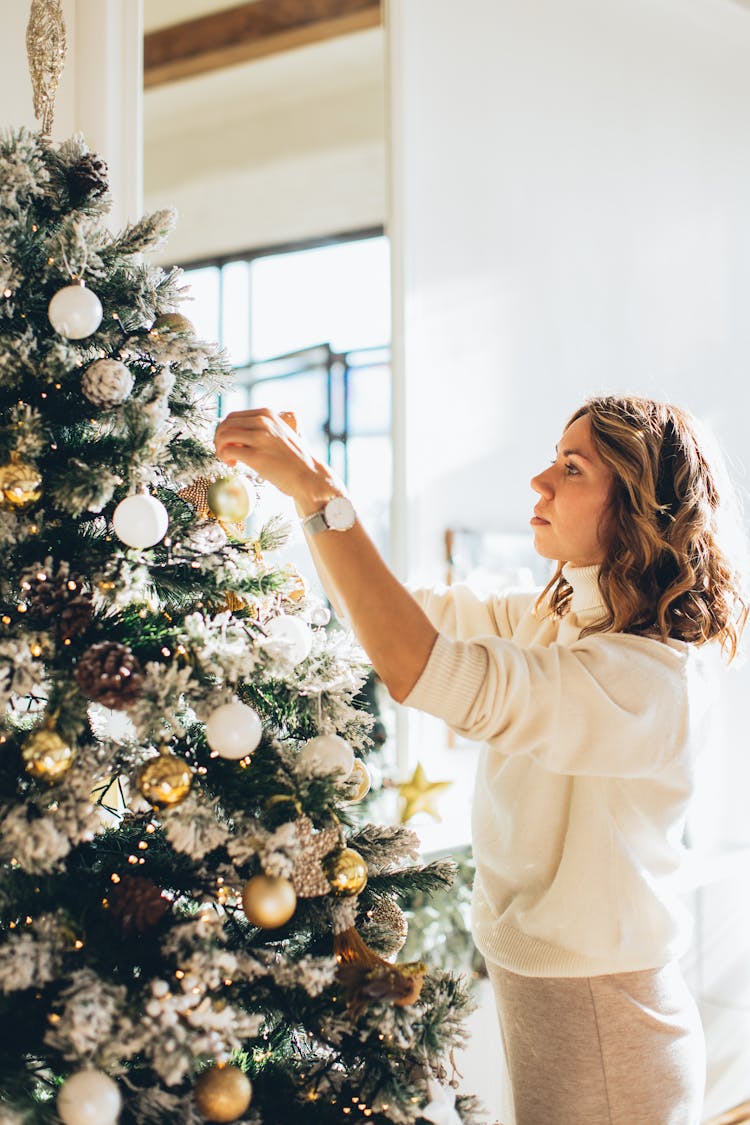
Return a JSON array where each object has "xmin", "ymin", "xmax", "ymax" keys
[{"xmin": 215, "ymin": 395, "xmax": 748, "ymax": 1125}]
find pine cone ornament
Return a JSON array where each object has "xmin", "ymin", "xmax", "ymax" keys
[
  {"xmin": 75, "ymin": 641, "xmax": 143, "ymax": 709},
  {"xmin": 21, "ymin": 561, "xmax": 93, "ymax": 641},
  {"xmin": 360, "ymin": 896, "xmax": 409, "ymax": 956},
  {"xmin": 108, "ymin": 875, "xmax": 169, "ymax": 934},
  {"xmin": 68, "ymin": 152, "xmax": 109, "ymax": 202},
  {"xmin": 81, "ymin": 358, "xmax": 134, "ymax": 408}
]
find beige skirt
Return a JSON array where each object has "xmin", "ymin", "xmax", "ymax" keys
[{"xmin": 485, "ymin": 960, "xmax": 705, "ymax": 1125}]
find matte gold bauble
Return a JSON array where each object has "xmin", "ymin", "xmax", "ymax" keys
[
  {"xmin": 241, "ymin": 874, "xmax": 296, "ymax": 928},
  {"xmin": 137, "ymin": 751, "xmax": 192, "ymax": 808},
  {"xmin": 194, "ymin": 1064, "xmax": 253, "ymax": 1123},
  {"xmin": 22, "ymin": 726, "xmax": 75, "ymax": 782},
  {"xmin": 324, "ymin": 847, "xmax": 368, "ymax": 897},
  {"xmin": 207, "ymin": 476, "xmax": 254, "ymax": 523},
  {"xmin": 151, "ymin": 312, "xmax": 193, "ymax": 336},
  {"xmin": 0, "ymin": 453, "xmax": 42, "ymax": 509},
  {"xmin": 340, "ymin": 758, "xmax": 371, "ymax": 804}
]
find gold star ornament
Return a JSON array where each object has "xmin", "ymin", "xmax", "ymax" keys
[{"xmin": 397, "ymin": 761, "xmax": 452, "ymax": 823}]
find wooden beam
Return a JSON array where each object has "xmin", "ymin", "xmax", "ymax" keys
[{"xmin": 144, "ymin": 0, "xmax": 382, "ymax": 88}]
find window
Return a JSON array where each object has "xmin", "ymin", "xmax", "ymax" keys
[{"xmin": 181, "ymin": 231, "xmax": 392, "ymax": 561}]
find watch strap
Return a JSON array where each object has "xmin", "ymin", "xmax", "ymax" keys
[{"xmin": 301, "ymin": 510, "xmax": 329, "ymax": 535}]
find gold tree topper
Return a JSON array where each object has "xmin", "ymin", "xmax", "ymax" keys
[{"xmin": 26, "ymin": 0, "xmax": 67, "ymax": 136}]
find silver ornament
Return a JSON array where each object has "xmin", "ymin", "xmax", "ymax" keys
[{"xmin": 81, "ymin": 359, "xmax": 134, "ymax": 408}]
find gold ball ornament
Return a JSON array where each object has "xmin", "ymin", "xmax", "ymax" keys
[
  {"xmin": 151, "ymin": 312, "xmax": 194, "ymax": 336},
  {"xmin": 194, "ymin": 1065, "xmax": 253, "ymax": 1123},
  {"xmin": 137, "ymin": 751, "xmax": 193, "ymax": 808},
  {"xmin": 340, "ymin": 758, "xmax": 371, "ymax": 804},
  {"xmin": 241, "ymin": 874, "xmax": 297, "ymax": 928},
  {"xmin": 207, "ymin": 476, "xmax": 255, "ymax": 524},
  {"xmin": 324, "ymin": 846, "xmax": 368, "ymax": 897},
  {"xmin": 22, "ymin": 726, "xmax": 75, "ymax": 782},
  {"xmin": 0, "ymin": 453, "xmax": 42, "ymax": 510}
]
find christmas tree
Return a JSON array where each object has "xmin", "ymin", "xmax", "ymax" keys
[{"xmin": 0, "ymin": 126, "xmax": 481, "ymax": 1125}]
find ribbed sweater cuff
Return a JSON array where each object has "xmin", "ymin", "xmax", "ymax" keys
[{"xmin": 403, "ymin": 633, "xmax": 487, "ymax": 725}]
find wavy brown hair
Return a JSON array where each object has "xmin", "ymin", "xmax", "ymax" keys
[{"xmin": 538, "ymin": 396, "xmax": 749, "ymax": 660}]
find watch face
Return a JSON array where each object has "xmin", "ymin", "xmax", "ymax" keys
[{"xmin": 324, "ymin": 496, "xmax": 355, "ymax": 531}]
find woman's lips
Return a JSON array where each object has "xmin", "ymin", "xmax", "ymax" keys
[{"xmin": 530, "ymin": 515, "xmax": 550, "ymax": 526}]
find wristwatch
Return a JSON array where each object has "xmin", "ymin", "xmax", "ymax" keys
[{"xmin": 301, "ymin": 496, "xmax": 356, "ymax": 535}]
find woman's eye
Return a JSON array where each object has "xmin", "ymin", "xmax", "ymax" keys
[{"xmin": 564, "ymin": 461, "xmax": 580, "ymax": 476}]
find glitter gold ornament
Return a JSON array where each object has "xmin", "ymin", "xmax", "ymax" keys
[
  {"xmin": 138, "ymin": 750, "xmax": 192, "ymax": 808},
  {"xmin": 289, "ymin": 816, "xmax": 341, "ymax": 899},
  {"xmin": 241, "ymin": 874, "xmax": 296, "ymax": 928},
  {"xmin": 0, "ymin": 452, "xmax": 42, "ymax": 509},
  {"xmin": 177, "ymin": 477, "xmax": 245, "ymax": 538},
  {"xmin": 324, "ymin": 846, "xmax": 368, "ymax": 897},
  {"xmin": 194, "ymin": 1064, "xmax": 252, "ymax": 1123},
  {"xmin": 22, "ymin": 724, "xmax": 75, "ymax": 782},
  {"xmin": 207, "ymin": 476, "xmax": 255, "ymax": 524}
]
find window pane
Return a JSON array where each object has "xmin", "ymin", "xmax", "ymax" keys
[
  {"xmin": 250, "ymin": 236, "xmax": 390, "ymax": 359},
  {"xmin": 221, "ymin": 261, "xmax": 251, "ymax": 367},
  {"xmin": 346, "ymin": 435, "xmax": 392, "ymax": 558},
  {"xmin": 348, "ymin": 358, "xmax": 391, "ymax": 435},
  {"xmin": 248, "ymin": 370, "xmax": 329, "ymax": 465},
  {"xmin": 183, "ymin": 266, "xmax": 220, "ymax": 344}
]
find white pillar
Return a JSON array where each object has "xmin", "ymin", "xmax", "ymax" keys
[{"xmin": 1, "ymin": 0, "xmax": 143, "ymax": 229}]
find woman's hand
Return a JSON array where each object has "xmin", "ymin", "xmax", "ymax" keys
[{"xmin": 214, "ymin": 408, "xmax": 340, "ymax": 515}]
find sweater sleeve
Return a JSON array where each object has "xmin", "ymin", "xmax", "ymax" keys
[
  {"xmin": 403, "ymin": 631, "xmax": 701, "ymax": 778},
  {"xmin": 410, "ymin": 583, "xmax": 537, "ymax": 642}
]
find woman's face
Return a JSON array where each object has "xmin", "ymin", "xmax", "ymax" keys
[{"xmin": 530, "ymin": 413, "xmax": 614, "ymax": 567}]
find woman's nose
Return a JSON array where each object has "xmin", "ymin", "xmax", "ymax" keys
[{"xmin": 530, "ymin": 469, "xmax": 553, "ymax": 498}]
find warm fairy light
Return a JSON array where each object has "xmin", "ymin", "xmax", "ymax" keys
[
  {"xmin": 48, "ymin": 1013, "xmax": 61, "ymax": 1023},
  {"xmin": 3, "ymin": 288, "xmax": 11, "ymax": 298},
  {"xmin": 8, "ymin": 922, "xmax": 16, "ymax": 929},
  {"xmin": 17, "ymin": 604, "xmax": 27, "ymax": 613},
  {"xmin": 31, "ymin": 224, "xmax": 38, "ymax": 231},
  {"xmin": 138, "ymin": 841, "xmax": 148, "ymax": 850},
  {"xmin": 30, "ymin": 643, "xmax": 42, "ymax": 657},
  {"xmin": 25, "ymin": 916, "xmax": 32, "ymax": 925},
  {"xmin": 2, "ymin": 616, "xmax": 11, "ymax": 625},
  {"xmin": 175, "ymin": 970, "xmax": 185, "ymax": 979},
  {"xmin": 36, "ymin": 572, "xmax": 47, "ymax": 582},
  {"xmin": 66, "ymin": 580, "xmax": 77, "ymax": 590},
  {"xmin": 47, "ymin": 257, "xmax": 55, "ymax": 264},
  {"xmin": 145, "ymin": 822, "xmax": 156, "ymax": 833},
  {"xmin": 160, "ymin": 647, "xmax": 171, "ymax": 657},
  {"xmin": 74, "ymin": 939, "xmax": 84, "ymax": 950},
  {"xmin": 63, "ymin": 638, "xmax": 71, "ymax": 646},
  {"xmin": 223, "ymin": 978, "xmax": 233, "ymax": 987},
  {"xmin": 29, "ymin": 524, "xmax": 38, "ymax": 534},
  {"xmin": 40, "ymin": 392, "xmax": 47, "ymax": 399},
  {"xmin": 128, "ymin": 855, "xmax": 138, "ymax": 864},
  {"xmin": 111, "ymin": 873, "xmax": 121, "ymax": 883},
  {"xmin": 363, "ymin": 1112, "xmax": 373, "ymax": 1118},
  {"xmin": 101, "ymin": 898, "xmax": 109, "ymax": 908},
  {"xmin": 197, "ymin": 766, "xmax": 208, "ymax": 775}
]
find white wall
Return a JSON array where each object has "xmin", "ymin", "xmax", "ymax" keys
[
  {"xmin": 389, "ymin": 0, "xmax": 750, "ymax": 578},
  {"xmin": 144, "ymin": 29, "xmax": 386, "ymax": 262},
  {"xmin": 388, "ymin": 1, "xmax": 750, "ymax": 1115}
]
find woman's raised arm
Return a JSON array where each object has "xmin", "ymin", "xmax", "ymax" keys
[{"xmin": 214, "ymin": 408, "xmax": 437, "ymax": 702}]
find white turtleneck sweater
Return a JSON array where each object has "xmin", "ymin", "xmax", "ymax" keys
[{"xmin": 405, "ymin": 565, "xmax": 720, "ymax": 977}]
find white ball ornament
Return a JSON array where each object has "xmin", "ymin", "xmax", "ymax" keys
[
  {"xmin": 81, "ymin": 359, "xmax": 134, "ymax": 408},
  {"xmin": 48, "ymin": 282, "xmax": 103, "ymax": 339},
  {"xmin": 205, "ymin": 701, "xmax": 263, "ymax": 759},
  {"xmin": 265, "ymin": 613, "xmax": 313, "ymax": 665},
  {"xmin": 112, "ymin": 494, "xmax": 169, "ymax": 549},
  {"xmin": 57, "ymin": 1068, "xmax": 122, "ymax": 1125},
  {"xmin": 298, "ymin": 734, "xmax": 354, "ymax": 778}
]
